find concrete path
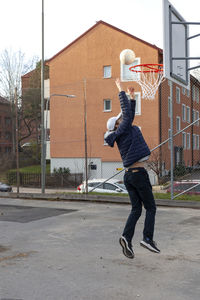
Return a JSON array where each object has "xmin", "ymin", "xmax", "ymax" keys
[
  {"xmin": 0, "ymin": 197, "xmax": 199, "ymax": 300},
  {"xmin": 12, "ymin": 186, "xmax": 76, "ymax": 194}
]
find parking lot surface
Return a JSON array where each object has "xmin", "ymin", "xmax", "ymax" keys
[{"xmin": 0, "ymin": 197, "xmax": 199, "ymax": 300}]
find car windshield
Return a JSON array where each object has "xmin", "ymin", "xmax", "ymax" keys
[
  {"xmin": 88, "ymin": 182, "xmax": 103, "ymax": 189},
  {"xmin": 115, "ymin": 183, "xmax": 126, "ymax": 190}
]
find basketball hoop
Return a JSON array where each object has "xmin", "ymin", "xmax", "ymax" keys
[{"xmin": 129, "ymin": 63, "xmax": 164, "ymax": 100}]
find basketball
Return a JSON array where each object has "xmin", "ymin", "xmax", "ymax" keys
[{"xmin": 120, "ymin": 49, "xmax": 136, "ymax": 65}]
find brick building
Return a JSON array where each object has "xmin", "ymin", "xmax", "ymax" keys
[
  {"xmin": 0, "ymin": 96, "xmax": 12, "ymax": 154},
  {"xmin": 160, "ymin": 75, "xmax": 200, "ymax": 172},
  {"xmin": 28, "ymin": 20, "xmax": 199, "ymax": 183}
]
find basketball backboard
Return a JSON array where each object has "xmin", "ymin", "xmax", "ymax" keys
[{"xmin": 163, "ymin": 0, "xmax": 190, "ymax": 90}]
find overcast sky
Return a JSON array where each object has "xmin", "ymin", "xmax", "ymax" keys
[{"xmin": 1, "ymin": 0, "xmax": 200, "ymax": 64}]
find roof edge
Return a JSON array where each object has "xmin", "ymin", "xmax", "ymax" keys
[{"xmin": 46, "ymin": 20, "xmax": 162, "ymax": 63}]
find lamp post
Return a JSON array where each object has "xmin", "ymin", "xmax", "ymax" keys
[
  {"xmin": 41, "ymin": 0, "xmax": 45, "ymax": 193},
  {"xmin": 41, "ymin": 93, "xmax": 76, "ymax": 193}
]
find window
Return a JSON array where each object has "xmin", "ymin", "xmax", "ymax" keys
[
  {"xmin": 176, "ymin": 87, "xmax": 180, "ymax": 103},
  {"xmin": 88, "ymin": 182, "xmax": 103, "ymax": 189},
  {"xmin": 182, "ymin": 104, "xmax": 186, "ymax": 122},
  {"xmin": 103, "ymin": 66, "xmax": 111, "ymax": 78},
  {"xmin": 192, "ymin": 85, "xmax": 196, "ymax": 101},
  {"xmin": 5, "ymin": 131, "xmax": 11, "ymax": 140},
  {"xmin": 186, "ymin": 89, "xmax": 190, "ymax": 97},
  {"xmin": 182, "ymin": 87, "xmax": 186, "ymax": 95},
  {"xmin": 127, "ymin": 92, "xmax": 141, "ymax": 115},
  {"xmin": 193, "ymin": 134, "xmax": 196, "ymax": 150},
  {"xmin": 196, "ymin": 135, "xmax": 199, "ymax": 150},
  {"xmin": 134, "ymin": 93, "xmax": 141, "ymax": 115},
  {"xmin": 176, "ymin": 116, "xmax": 181, "ymax": 131},
  {"xmin": 5, "ymin": 147, "xmax": 11, "ymax": 153},
  {"xmin": 103, "ymin": 99, "xmax": 111, "ymax": 112},
  {"xmin": 121, "ymin": 58, "xmax": 140, "ymax": 81},
  {"xmin": 5, "ymin": 117, "xmax": 11, "ymax": 127},
  {"xmin": 104, "ymin": 133, "xmax": 108, "ymax": 146},
  {"xmin": 182, "ymin": 132, "xmax": 186, "ymax": 149},
  {"xmin": 192, "ymin": 109, "xmax": 196, "ymax": 122},
  {"xmin": 196, "ymin": 111, "xmax": 199, "ymax": 126},
  {"xmin": 187, "ymin": 133, "xmax": 190, "ymax": 150},
  {"xmin": 196, "ymin": 87, "xmax": 199, "ymax": 103},
  {"xmin": 186, "ymin": 106, "xmax": 190, "ymax": 123},
  {"xmin": 104, "ymin": 183, "xmax": 117, "ymax": 191}
]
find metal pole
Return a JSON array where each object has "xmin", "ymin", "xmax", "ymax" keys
[
  {"xmin": 41, "ymin": 0, "xmax": 45, "ymax": 193},
  {"xmin": 44, "ymin": 97, "xmax": 49, "ymax": 175},
  {"xmin": 15, "ymin": 87, "xmax": 20, "ymax": 195},
  {"xmin": 169, "ymin": 80, "xmax": 174, "ymax": 200},
  {"xmin": 83, "ymin": 79, "xmax": 88, "ymax": 193}
]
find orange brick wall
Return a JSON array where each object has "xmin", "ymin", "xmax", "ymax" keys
[{"xmin": 48, "ymin": 22, "xmax": 161, "ymax": 162}]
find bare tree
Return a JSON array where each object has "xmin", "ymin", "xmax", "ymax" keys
[
  {"xmin": 0, "ymin": 48, "xmax": 38, "ymax": 100},
  {"xmin": 0, "ymin": 49, "xmax": 38, "ymax": 157},
  {"xmin": 147, "ymin": 149, "xmax": 169, "ymax": 185}
]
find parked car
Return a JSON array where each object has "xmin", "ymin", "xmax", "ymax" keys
[
  {"xmin": 77, "ymin": 178, "xmax": 128, "ymax": 194},
  {"xmin": 0, "ymin": 182, "xmax": 13, "ymax": 192},
  {"xmin": 167, "ymin": 180, "xmax": 200, "ymax": 195}
]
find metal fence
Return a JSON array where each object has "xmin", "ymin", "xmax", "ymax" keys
[
  {"xmin": 7, "ymin": 77, "xmax": 200, "ymax": 196},
  {"xmin": 88, "ymin": 78, "xmax": 200, "ymax": 199},
  {"xmin": 7, "ymin": 172, "xmax": 83, "ymax": 188}
]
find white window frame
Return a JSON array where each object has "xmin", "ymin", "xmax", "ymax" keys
[
  {"xmin": 196, "ymin": 87, "xmax": 199, "ymax": 103},
  {"xmin": 103, "ymin": 65, "xmax": 112, "ymax": 78},
  {"xmin": 103, "ymin": 99, "xmax": 112, "ymax": 112},
  {"xmin": 187, "ymin": 133, "xmax": 190, "ymax": 150},
  {"xmin": 192, "ymin": 109, "xmax": 196, "ymax": 122},
  {"xmin": 192, "ymin": 85, "xmax": 196, "ymax": 101},
  {"xmin": 176, "ymin": 116, "xmax": 181, "ymax": 131},
  {"xmin": 193, "ymin": 134, "xmax": 196, "ymax": 150},
  {"xmin": 196, "ymin": 135, "xmax": 199, "ymax": 150},
  {"xmin": 186, "ymin": 106, "xmax": 190, "ymax": 123},
  {"xmin": 186, "ymin": 89, "xmax": 190, "ymax": 98},
  {"xmin": 182, "ymin": 104, "xmax": 186, "ymax": 122},
  {"xmin": 196, "ymin": 111, "xmax": 199, "ymax": 126},
  {"xmin": 176, "ymin": 87, "xmax": 180, "ymax": 104},
  {"xmin": 121, "ymin": 57, "xmax": 140, "ymax": 82},
  {"xmin": 182, "ymin": 132, "xmax": 186, "ymax": 150},
  {"xmin": 182, "ymin": 87, "xmax": 186, "ymax": 95},
  {"xmin": 103, "ymin": 133, "xmax": 108, "ymax": 146},
  {"xmin": 126, "ymin": 92, "xmax": 141, "ymax": 116}
]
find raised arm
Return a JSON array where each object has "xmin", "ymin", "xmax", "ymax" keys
[
  {"xmin": 115, "ymin": 79, "xmax": 132, "ymax": 121},
  {"xmin": 114, "ymin": 79, "xmax": 133, "ymax": 136},
  {"xmin": 127, "ymin": 86, "xmax": 136, "ymax": 122}
]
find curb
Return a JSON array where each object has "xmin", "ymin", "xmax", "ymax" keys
[{"xmin": 0, "ymin": 192, "xmax": 199, "ymax": 209}]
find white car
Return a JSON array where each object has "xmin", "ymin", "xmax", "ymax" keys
[{"xmin": 77, "ymin": 178, "xmax": 128, "ymax": 194}]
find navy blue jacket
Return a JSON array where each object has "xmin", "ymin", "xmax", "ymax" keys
[{"xmin": 105, "ymin": 91, "xmax": 151, "ymax": 168}]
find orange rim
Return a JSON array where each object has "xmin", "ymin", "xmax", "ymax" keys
[{"xmin": 129, "ymin": 63, "xmax": 163, "ymax": 73}]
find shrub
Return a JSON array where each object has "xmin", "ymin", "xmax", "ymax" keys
[{"xmin": 53, "ymin": 167, "xmax": 70, "ymax": 175}]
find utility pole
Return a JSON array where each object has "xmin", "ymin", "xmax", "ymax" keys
[
  {"xmin": 83, "ymin": 79, "xmax": 88, "ymax": 193},
  {"xmin": 15, "ymin": 87, "xmax": 20, "ymax": 195},
  {"xmin": 41, "ymin": 0, "xmax": 45, "ymax": 193}
]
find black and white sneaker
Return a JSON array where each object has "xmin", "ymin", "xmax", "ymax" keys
[
  {"xmin": 119, "ymin": 236, "xmax": 134, "ymax": 259},
  {"xmin": 140, "ymin": 238, "xmax": 160, "ymax": 253}
]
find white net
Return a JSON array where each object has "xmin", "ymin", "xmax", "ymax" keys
[{"xmin": 130, "ymin": 64, "xmax": 164, "ymax": 100}]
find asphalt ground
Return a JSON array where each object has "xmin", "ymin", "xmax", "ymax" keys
[{"xmin": 0, "ymin": 197, "xmax": 199, "ymax": 300}]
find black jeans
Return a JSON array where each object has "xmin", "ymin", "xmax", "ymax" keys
[{"xmin": 123, "ymin": 167, "xmax": 156, "ymax": 243}]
